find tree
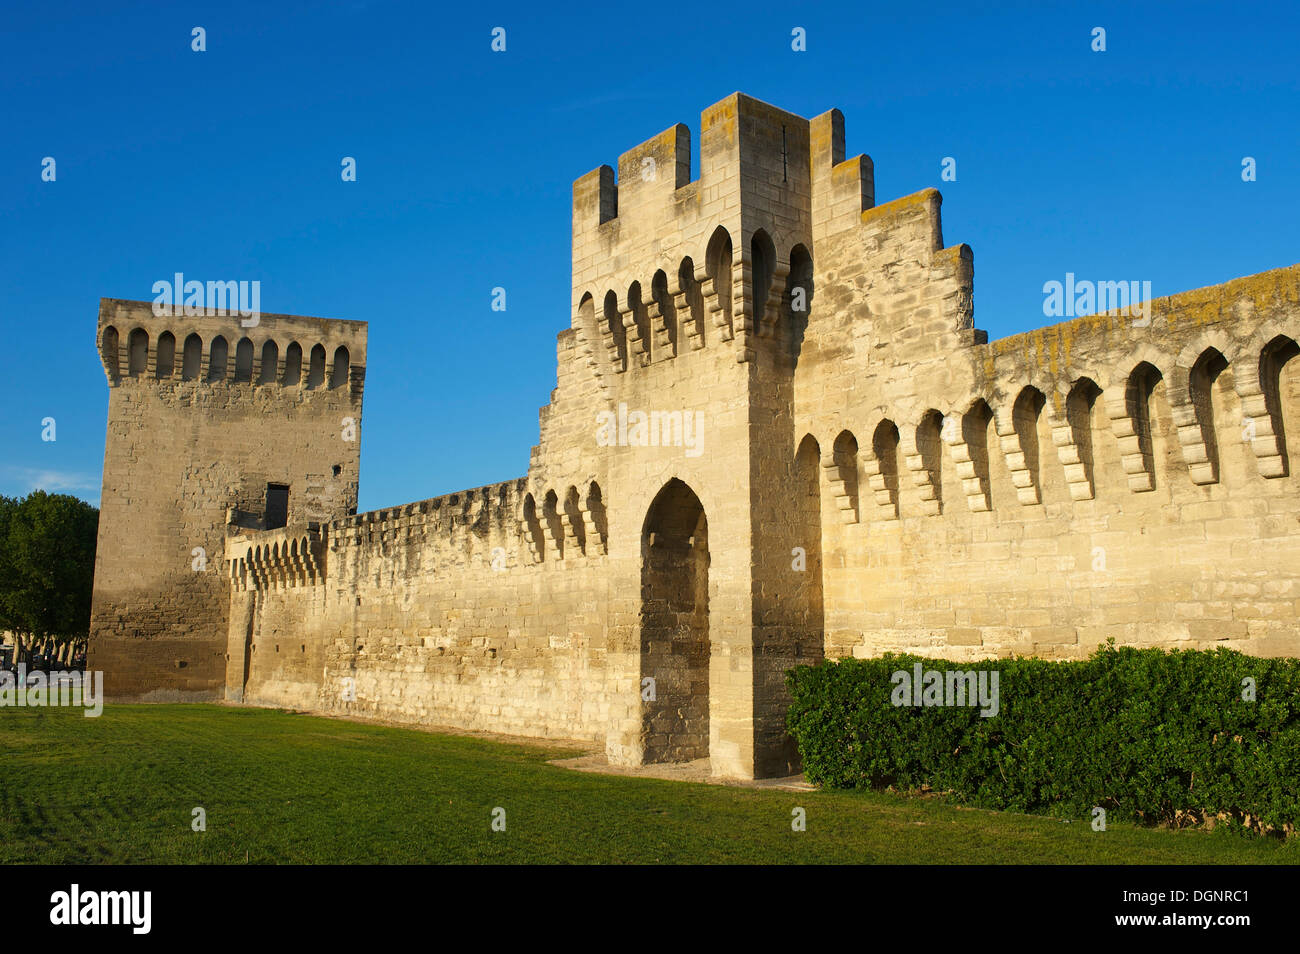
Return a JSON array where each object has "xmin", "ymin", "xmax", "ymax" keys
[
  {"xmin": 0, "ymin": 491, "xmax": 99, "ymax": 667},
  {"xmin": 0, "ymin": 495, "xmax": 17, "ymax": 659}
]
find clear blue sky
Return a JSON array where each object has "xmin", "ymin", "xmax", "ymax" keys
[{"xmin": 2, "ymin": 1, "xmax": 1296, "ymax": 512}]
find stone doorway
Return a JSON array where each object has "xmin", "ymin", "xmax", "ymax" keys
[{"xmin": 639, "ymin": 479, "xmax": 710, "ymax": 764}]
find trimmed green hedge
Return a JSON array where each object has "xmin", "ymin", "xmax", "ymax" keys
[{"xmin": 785, "ymin": 643, "xmax": 1300, "ymax": 833}]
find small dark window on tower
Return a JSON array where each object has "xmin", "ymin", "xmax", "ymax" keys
[
  {"xmin": 332, "ymin": 464, "xmax": 342, "ymax": 477},
  {"xmin": 265, "ymin": 483, "xmax": 289, "ymax": 530}
]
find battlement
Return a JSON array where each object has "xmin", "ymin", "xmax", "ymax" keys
[
  {"xmin": 800, "ymin": 264, "xmax": 1300, "ymax": 525},
  {"xmin": 225, "ymin": 475, "xmax": 614, "ymax": 595},
  {"xmin": 568, "ymin": 93, "xmax": 884, "ymax": 377},
  {"xmin": 326, "ymin": 479, "xmax": 522, "ymax": 537},
  {"xmin": 570, "ymin": 93, "xmax": 875, "ymax": 250},
  {"xmin": 571, "ymin": 93, "xmax": 831, "ymax": 236},
  {"xmin": 97, "ymin": 298, "xmax": 367, "ymax": 399}
]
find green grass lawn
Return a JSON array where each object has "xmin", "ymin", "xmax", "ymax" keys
[{"xmin": 1, "ymin": 704, "xmax": 1295, "ymax": 864}]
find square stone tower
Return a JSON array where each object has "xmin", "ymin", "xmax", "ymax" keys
[{"xmin": 89, "ymin": 299, "xmax": 366, "ymax": 699}]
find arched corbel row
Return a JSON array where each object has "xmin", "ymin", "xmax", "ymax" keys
[
  {"xmin": 521, "ymin": 483, "xmax": 609, "ymax": 563},
  {"xmin": 231, "ymin": 533, "xmax": 323, "ymax": 591}
]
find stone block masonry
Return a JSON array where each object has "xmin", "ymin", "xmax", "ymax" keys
[{"xmin": 92, "ymin": 92, "xmax": 1300, "ymax": 776}]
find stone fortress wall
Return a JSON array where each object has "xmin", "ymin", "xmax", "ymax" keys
[{"xmin": 92, "ymin": 93, "xmax": 1300, "ymax": 777}]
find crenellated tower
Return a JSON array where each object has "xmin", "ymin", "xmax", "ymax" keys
[
  {"xmin": 89, "ymin": 298, "xmax": 366, "ymax": 699},
  {"xmin": 533, "ymin": 93, "xmax": 943, "ymax": 776}
]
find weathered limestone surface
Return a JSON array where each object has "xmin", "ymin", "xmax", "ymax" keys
[{"xmin": 91, "ymin": 93, "xmax": 1300, "ymax": 776}]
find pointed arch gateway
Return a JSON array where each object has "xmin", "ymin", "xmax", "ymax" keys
[{"xmin": 639, "ymin": 478, "xmax": 710, "ymax": 764}]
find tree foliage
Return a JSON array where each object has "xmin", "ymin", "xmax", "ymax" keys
[{"xmin": 0, "ymin": 492, "xmax": 99, "ymax": 658}]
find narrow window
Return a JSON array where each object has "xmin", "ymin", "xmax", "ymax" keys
[
  {"xmin": 786, "ymin": 244, "xmax": 814, "ymax": 357},
  {"xmin": 750, "ymin": 230, "xmax": 775, "ymax": 329}
]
